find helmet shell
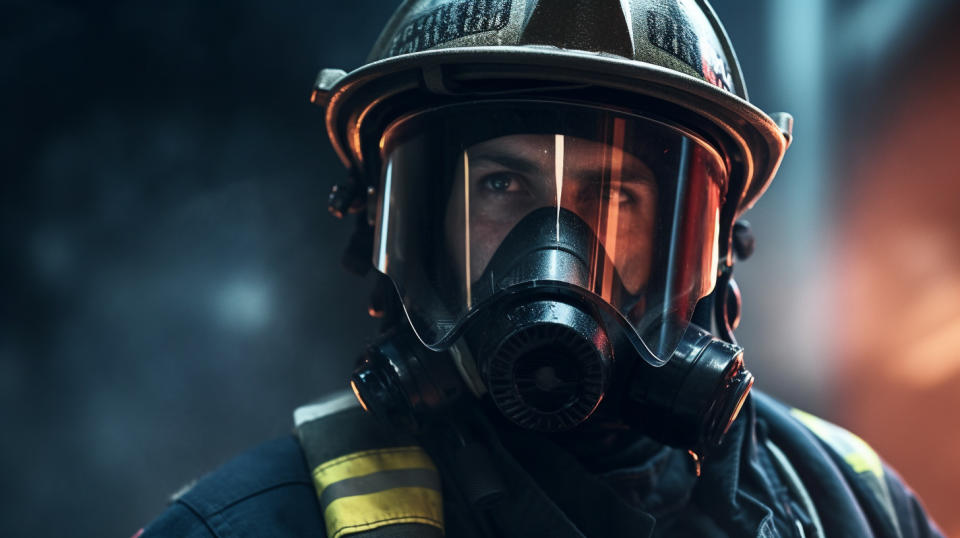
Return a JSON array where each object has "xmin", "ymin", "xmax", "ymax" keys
[
  {"xmin": 369, "ymin": 0, "xmax": 746, "ymax": 97},
  {"xmin": 318, "ymin": 0, "xmax": 790, "ymax": 260}
]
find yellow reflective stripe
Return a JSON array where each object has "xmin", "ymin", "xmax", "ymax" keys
[
  {"xmin": 790, "ymin": 408, "xmax": 884, "ymax": 481},
  {"xmin": 313, "ymin": 446, "xmax": 436, "ymax": 496},
  {"xmin": 323, "ymin": 486, "xmax": 443, "ymax": 538},
  {"xmin": 312, "ymin": 446, "xmax": 443, "ymax": 538}
]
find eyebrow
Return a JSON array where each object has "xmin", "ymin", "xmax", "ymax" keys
[
  {"xmin": 469, "ymin": 151, "xmax": 541, "ymax": 175},
  {"xmin": 471, "ymin": 149, "xmax": 655, "ymax": 183}
]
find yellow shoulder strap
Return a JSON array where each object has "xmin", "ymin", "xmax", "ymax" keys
[
  {"xmin": 294, "ymin": 393, "xmax": 444, "ymax": 538},
  {"xmin": 789, "ymin": 408, "xmax": 884, "ymax": 481},
  {"xmin": 312, "ymin": 446, "xmax": 444, "ymax": 538},
  {"xmin": 789, "ymin": 407, "xmax": 906, "ymax": 537}
]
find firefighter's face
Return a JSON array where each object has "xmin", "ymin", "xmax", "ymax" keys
[{"xmin": 444, "ymin": 133, "xmax": 658, "ymax": 294}]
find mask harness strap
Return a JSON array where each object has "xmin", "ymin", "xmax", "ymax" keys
[
  {"xmin": 294, "ymin": 392, "xmax": 445, "ymax": 538},
  {"xmin": 714, "ymin": 219, "xmax": 754, "ymax": 345}
]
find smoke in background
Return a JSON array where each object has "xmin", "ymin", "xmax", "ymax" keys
[
  {"xmin": 2, "ymin": 1, "xmax": 958, "ymax": 536},
  {"xmin": 1, "ymin": 2, "xmax": 388, "ymax": 535}
]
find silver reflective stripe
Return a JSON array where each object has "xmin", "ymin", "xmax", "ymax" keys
[
  {"xmin": 293, "ymin": 390, "xmax": 360, "ymax": 427},
  {"xmin": 765, "ymin": 439, "xmax": 825, "ymax": 538},
  {"xmin": 319, "ymin": 467, "xmax": 441, "ymax": 509}
]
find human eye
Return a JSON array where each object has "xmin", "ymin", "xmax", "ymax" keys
[{"xmin": 479, "ymin": 172, "xmax": 525, "ymax": 194}]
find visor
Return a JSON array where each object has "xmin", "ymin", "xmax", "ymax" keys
[{"xmin": 373, "ymin": 101, "xmax": 726, "ymax": 363}]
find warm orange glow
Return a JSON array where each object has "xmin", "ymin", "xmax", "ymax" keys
[
  {"xmin": 600, "ymin": 119, "xmax": 625, "ymax": 300},
  {"xmin": 834, "ymin": 14, "xmax": 960, "ymax": 533},
  {"xmin": 688, "ymin": 450, "xmax": 702, "ymax": 477},
  {"xmin": 725, "ymin": 373, "xmax": 752, "ymax": 435},
  {"xmin": 350, "ymin": 379, "xmax": 370, "ymax": 412},
  {"xmin": 891, "ymin": 314, "xmax": 960, "ymax": 387}
]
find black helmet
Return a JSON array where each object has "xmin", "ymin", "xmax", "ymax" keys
[
  {"xmin": 317, "ymin": 0, "xmax": 791, "ymax": 224},
  {"xmin": 315, "ymin": 0, "xmax": 791, "ymax": 348},
  {"xmin": 327, "ymin": 0, "xmax": 791, "ymax": 440}
]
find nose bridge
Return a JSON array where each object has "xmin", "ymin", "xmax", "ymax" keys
[
  {"xmin": 530, "ymin": 134, "xmax": 601, "ymax": 219},
  {"xmin": 554, "ymin": 138, "xmax": 624, "ymax": 252},
  {"xmin": 523, "ymin": 133, "xmax": 563, "ymax": 205}
]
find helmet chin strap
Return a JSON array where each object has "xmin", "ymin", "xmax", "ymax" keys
[
  {"xmin": 712, "ymin": 219, "xmax": 754, "ymax": 345},
  {"xmin": 714, "ymin": 265, "xmax": 741, "ymax": 346}
]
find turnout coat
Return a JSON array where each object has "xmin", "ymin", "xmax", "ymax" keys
[{"xmin": 140, "ymin": 391, "xmax": 943, "ymax": 538}]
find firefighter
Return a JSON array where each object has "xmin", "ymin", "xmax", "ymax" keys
[{"xmin": 141, "ymin": 1, "xmax": 944, "ymax": 536}]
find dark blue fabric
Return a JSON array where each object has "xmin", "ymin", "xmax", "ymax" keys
[
  {"xmin": 490, "ymin": 426, "xmax": 656, "ymax": 538},
  {"xmin": 753, "ymin": 391, "xmax": 945, "ymax": 538},
  {"xmin": 883, "ymin": 465, "xmax": 946, "ymax": 538},
  {"xmin": 141, "ymin": 435, "xmax": 325, "ymax": 538},
  {"xmin": 688, "ymin": 396, "xmax": 783, "ymax": 537},
  {"xmin": 141, "ymin": 502, "xmax": 217, "ymax": 538},
  {"xmin": 140, "ymin": 395, "xmax": 943, "ymax": 538},
  {"xmin": 753, "ymin": 392, "xmax": 875, "ymax": 537}
]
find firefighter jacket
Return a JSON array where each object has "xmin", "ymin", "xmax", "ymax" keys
[{"xmin": 140, "ymin": 391, "xmax": 944, "ymax": 538}]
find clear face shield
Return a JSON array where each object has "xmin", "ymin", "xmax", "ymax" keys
[{"xmin": 373, "ymin": 101, "xmax": 727, "ymax": 365}]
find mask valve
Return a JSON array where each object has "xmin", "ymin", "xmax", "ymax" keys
[
  {"xmin": 471, "ymin": 300, "xmax": 613, "ymax": 432},
  {"xmin": 625, "ymin": 324, "xmax": 754, "ymax": 455}
]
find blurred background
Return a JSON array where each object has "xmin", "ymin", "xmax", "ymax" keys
[{"xmin": 2, "ymin": 0, "xmax": 958, "ymax": 536}]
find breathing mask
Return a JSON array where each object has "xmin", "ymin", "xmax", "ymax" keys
[{"xmin": 351, "ymin": 101, "xmax": 754, "ymax": 456}]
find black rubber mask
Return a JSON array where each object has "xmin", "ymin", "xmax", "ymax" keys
[
  {"xmin": 463, "ymin": 207, "xmax": 622, "ymax": 431},
  {"xmin": 353, "ymin": 205, "xmax": 755, "ymax": 454}
]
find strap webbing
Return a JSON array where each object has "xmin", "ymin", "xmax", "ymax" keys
[{"xmin": 294, "ymin": 392, "xmax": 444, "ymax": 538}]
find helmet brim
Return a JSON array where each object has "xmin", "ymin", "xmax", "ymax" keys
[{"xmin": 324, "ymin": 46, "xmax": 789, "ymax": 219}]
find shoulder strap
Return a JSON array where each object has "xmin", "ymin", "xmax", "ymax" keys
[
  {"xmin": 753, "ymin": 391, "xmax": 903, "ymax": 538},
  {"xmin": 294, "ymin": 391, "xmax": 444, "ymax": 538},
  {"xmin": 787, "ymin": 407, "xmax": 903, "ymax": 538}
]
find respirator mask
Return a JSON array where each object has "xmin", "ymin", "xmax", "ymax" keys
[{"xmin": 351, "ymin": 101, "xmax": 753, "ymax": 456}]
